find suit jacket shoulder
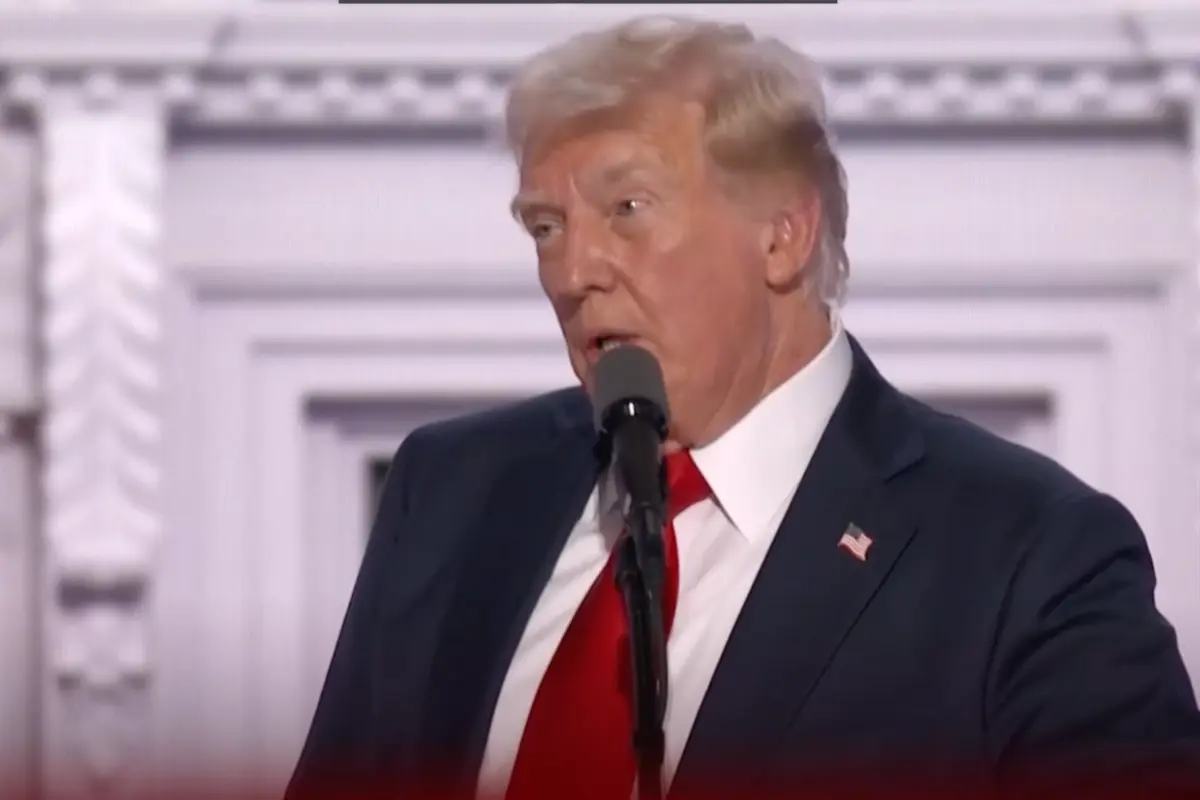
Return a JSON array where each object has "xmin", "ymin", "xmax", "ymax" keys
[
  {"xmin": 380, "ymin": 387, "xmax": 591, "ymax": 524},
  {"xmin": 892, "ymin": 395, "xmax": 1198, "ymax": 778},
  {"xmin": 900, "ymin": 394, "xmax": 1098, "ymax": 534},
  {"xmin": 286, "ymin": 387, "xmax": 593, "ymax": 797},
  {"xmin": 407, "ymin": 386, "xmax": 590, "ymax": 452}
]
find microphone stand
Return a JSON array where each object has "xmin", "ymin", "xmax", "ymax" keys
[{"xmin": 614, "ymin": 501, "xmax": 670, "ymax": 800}]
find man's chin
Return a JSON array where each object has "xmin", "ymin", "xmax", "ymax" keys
[{"xmin": 573, "ymin": 363, "xmax": 593, "ymax": 394}]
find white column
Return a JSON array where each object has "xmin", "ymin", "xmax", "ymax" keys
[
  {"xmin": 39, "ymin": 101, "xmax": 166, "ymax": 800},
  {"xmin": 1188, "ymin": 93, "xmax": 1200, "ymax": 686}
]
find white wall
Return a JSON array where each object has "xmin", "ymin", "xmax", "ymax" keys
[{"xmin": 165, "ymin": 138, "xmax": 1195, "ymax": 275}]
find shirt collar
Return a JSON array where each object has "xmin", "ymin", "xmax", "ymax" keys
[
  {"xmin": 595, "ymin": 316, "xmax": 853, "ymax": 541},
  {"xmin": 690, "ymin": 315, "xmax": 852, "ymax": 542}
]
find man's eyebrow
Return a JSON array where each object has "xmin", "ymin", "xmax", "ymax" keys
[
  {"xmin": 594, "ymin": 161, "xmax": 640, "ymax": 185},
  {"xmin": 509, "ymin": 192, "xmax": 558, "ymax": 221},
  {"xmin": 590, "ymin": 158, "xmax": 668, "ymax": 189},
  {"xmin": 510, "ymin": 158, "xmax": 670, "ymax": 219}
]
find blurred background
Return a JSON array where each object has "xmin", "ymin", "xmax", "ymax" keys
[{"xmin": 1, "ymin": 1, "xmax": 1199, "ymax": 798}]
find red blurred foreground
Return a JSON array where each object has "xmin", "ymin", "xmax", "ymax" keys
[{"xmin": 8, "ymin": 766, "xmax": 1194, "ymax": 800}]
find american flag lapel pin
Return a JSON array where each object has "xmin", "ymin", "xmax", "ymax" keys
[{"xmin": 837, "ymin": 523, "xmax": 873, "ymax": 562}]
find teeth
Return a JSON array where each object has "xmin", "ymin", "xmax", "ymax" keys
[{"xmin": 600, "ymin": 338, "xmax": 623, "ymax": 352}]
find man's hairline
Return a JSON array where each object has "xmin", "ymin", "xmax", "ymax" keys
[{"xmin": 505, "ymin": 101, "xmax": 811, "ymax": 227}]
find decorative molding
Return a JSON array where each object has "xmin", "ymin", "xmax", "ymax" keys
[
  {"xmin": 178, "ymin": 258, "xmax": 1188, "ymax": 302},
  {"xmin": 1, "ymin": 3, "xmax": 1200, "ymax": 128},
  {"xmin": 40, "ymin": 104, "xmax": 164, "ymax": 794},
  {"xmin": 41, "ymin": 104, "xmax": 164, "ymax": 598}
]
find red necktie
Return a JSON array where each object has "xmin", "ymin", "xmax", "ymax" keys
[{"xmin": 505, "ymin": 451, "xmax": 712, "ymax": 800}]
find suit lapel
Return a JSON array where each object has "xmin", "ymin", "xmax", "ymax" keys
[
  {"xmin": 677, "ymin": 338, "xmax": 924, "ymax": 780},
  {"xmin": 419, "ymin": 399, "xmax": 600, "ymax": 775}
]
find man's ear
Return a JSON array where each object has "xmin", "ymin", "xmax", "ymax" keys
[{"xmin": 764, "ymin": 192, "xmax": 821, "ymax": 292}]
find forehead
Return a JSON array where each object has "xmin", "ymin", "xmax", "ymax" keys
[{"xmin": 516, "ymin": 99, "xmax": 706, "ymax": 195}]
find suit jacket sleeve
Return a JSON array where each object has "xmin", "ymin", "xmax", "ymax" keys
[
  {"xmin": 986, "ymin": 491, "xmax": 1200, "ymax": 791},
  {"xmin": 284, "ymin": 434, "xmax": 419, "ymax": 799}
]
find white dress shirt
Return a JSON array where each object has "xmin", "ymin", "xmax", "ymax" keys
[{"xmin": 476, "ymin": 319, "xmax": 854, "ymax": 798}]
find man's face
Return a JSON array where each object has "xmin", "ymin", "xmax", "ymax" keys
[{"xmin": 513, "ymin": 100, "xmax": 775, "ymax": 446}]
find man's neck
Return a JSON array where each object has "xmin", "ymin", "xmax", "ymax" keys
[{"xmin": 670, "ymin": 307, "xmax": 835, "ymax": 452}]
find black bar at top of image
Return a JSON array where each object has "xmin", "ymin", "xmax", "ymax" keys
[{"xmin": 339, "ymin": 1, "xmax": 838, "ymax": 5}]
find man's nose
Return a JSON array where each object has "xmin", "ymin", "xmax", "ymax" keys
[{"xmin": 559, "ymin": 229, "xmax": 617, "ymax": 298}]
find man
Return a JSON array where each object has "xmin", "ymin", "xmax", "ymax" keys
[{"xmin": 288, "ymin": 16, "xmax": 1200, "ymax": 799}]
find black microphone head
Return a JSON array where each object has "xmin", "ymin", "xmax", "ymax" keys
[{"xmin": 591, "ymin": 344, "xmax": 670, "ymax": 434}]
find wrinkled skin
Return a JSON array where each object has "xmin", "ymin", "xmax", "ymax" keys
[{"xmin": 512, "ymin": 98, "xmax": 830, "ymax": 449}]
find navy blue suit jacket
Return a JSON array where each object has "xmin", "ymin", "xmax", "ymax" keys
[{"xmin": 288, "ymin": 336, "xmax": 1200, "ymax": 796}]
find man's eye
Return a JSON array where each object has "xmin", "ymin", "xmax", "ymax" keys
[
  {"xmin": 614, "ymin": 198, "xmax": 646, "ymax": 217},
  {"xmin": 529, "ymin": 221, "xmax": 559, "ymax": 242}
]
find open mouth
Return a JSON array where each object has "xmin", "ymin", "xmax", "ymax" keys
[{"xmin": 586, "ymin": 334, "xmax": 636, "ymax": 362}]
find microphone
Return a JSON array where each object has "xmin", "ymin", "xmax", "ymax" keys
[
  {"xmin": 592, "ymin": 343, "xmax": 671, "ymax": 521},
  {"xmin": 592, "ymin": 344, "xmax": 672, "ymax": 800}
]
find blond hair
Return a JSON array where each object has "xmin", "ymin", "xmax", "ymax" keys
[{"xmin": 504, "ymin": 15, "xmax": 850, "ymax": 307}]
